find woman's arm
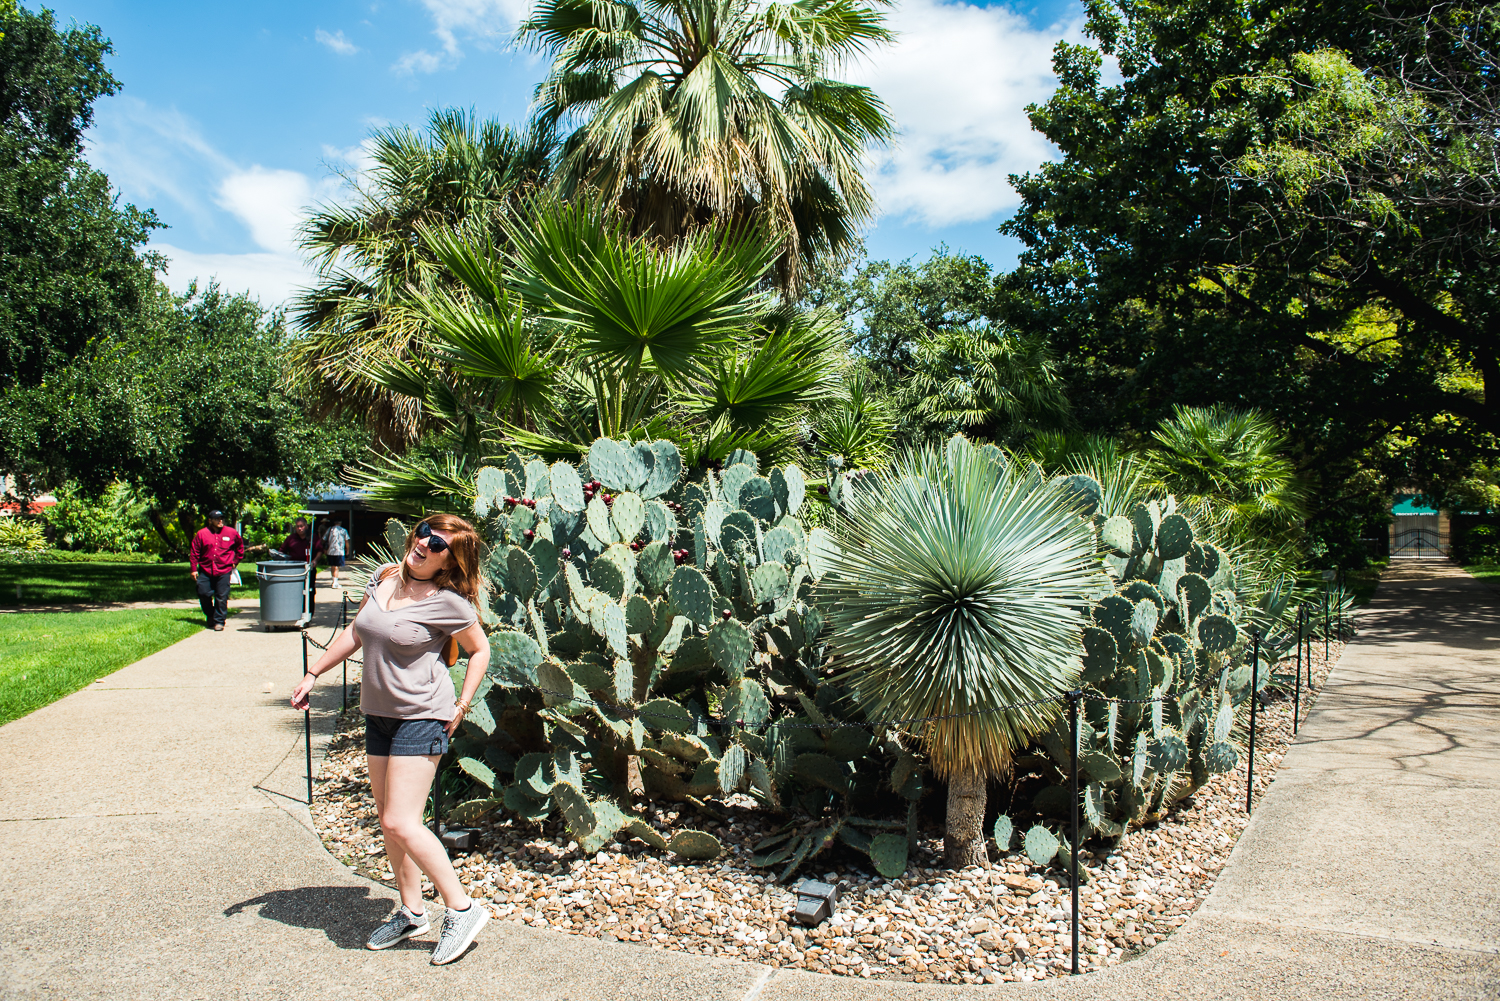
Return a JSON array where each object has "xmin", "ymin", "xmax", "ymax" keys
[
  {"xmin": 445, "ymin": 621, "xmax": 491, "ymax": 737},
  {"xmin": 289, "ymin": 593, "xmax": 369, "ymax": 710}
]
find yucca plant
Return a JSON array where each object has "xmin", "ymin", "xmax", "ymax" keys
[{"xmin": 823, "ymin": 436, "xmax": 1100, "ymax": 867}]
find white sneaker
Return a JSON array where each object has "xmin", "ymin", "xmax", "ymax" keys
[
  {"xmin": 366, "ymin": 904, "xmax": 429, "ymax": 950},
  {"xmin": 331, "ymin": 581, "xmax": 342, "ymax": 589},
  {"xmin": 430, "ymin": 902, "xmax": 489, "ymax": 965}
]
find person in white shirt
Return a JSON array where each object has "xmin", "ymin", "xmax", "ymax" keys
[{"xmin": 323, "ymin": 517, "xmax": 351, "ymax": 589}]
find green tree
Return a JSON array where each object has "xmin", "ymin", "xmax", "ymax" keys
[
  {"xmin": 520, "ymin": 0, "xmax": 895, "ymax": 294},
  {"xmin": 288, "ymin": 109, "xmax": 555, "ymax": 446},
  {"xmin": 824, "ymin": 437, "xmax": 1097, "ymax": 867},
  {"xmin": 999, "ymin": 0, "xmax": 1496, "ymax": 565},
  {"xmin": 0, "ymin": 2, "xmax": 160, "ymax": 386},
  {"xmin": 0, "ymin": 284, "xmax": 365, "ymax": 550}
]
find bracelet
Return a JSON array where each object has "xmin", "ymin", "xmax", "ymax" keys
[{"xmin": 455, "ymin": 698, "xmax": 471, "ymax": 714}]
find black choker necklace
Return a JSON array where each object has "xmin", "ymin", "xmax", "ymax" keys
[{"xmin": 407, "ymin": 571, "xmax": 437, "ymax": 582}]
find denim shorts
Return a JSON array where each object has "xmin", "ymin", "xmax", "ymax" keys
[{"xmin": 365, "ymin": 715, "xmax": 449, "ymax": 756}]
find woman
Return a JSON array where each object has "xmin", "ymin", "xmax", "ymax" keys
[{"xmin": 291, "ymin": 513, "xmax": 492, "ymax": 965}]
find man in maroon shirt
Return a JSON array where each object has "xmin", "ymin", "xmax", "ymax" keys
[
  {"xmin": 189, "ymin": 510, "xmax": 244, "ymax": 631},
  {"xmin": 280, "ymin": 516, "xmax": 323, "ymax": 613}
]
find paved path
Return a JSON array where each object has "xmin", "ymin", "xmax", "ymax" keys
[{"xmin": 1, "ymin": 563, "xmax": 1496, "ymax": 999}]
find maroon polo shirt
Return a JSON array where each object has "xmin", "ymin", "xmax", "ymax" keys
[{"xmin": 189, "ymin": 525, "xmax": 244, "ymax": 575}]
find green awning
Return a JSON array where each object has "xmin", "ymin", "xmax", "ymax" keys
[{"xmin": 1392, "ymin": 494, "xmax": 1439, "ymax": 516}]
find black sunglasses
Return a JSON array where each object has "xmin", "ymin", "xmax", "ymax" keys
[{"xmin": 415, "ymin": 521, "xmax": 450, "ymax": 553}]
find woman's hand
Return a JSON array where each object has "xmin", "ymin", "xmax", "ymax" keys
[
  {"xmin": 445, "ymin": 702, "xmax": 468, "ymax": 737},
  {"xmin": 290, "ymin": 673, "xmax": 315, "ymax": 711}
]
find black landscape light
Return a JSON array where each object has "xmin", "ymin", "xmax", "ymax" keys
[{"xmin": 791, "ymin": 879, "xmax": 839, "ymax": 926}]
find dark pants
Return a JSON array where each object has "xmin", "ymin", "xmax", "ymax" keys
[{"xmin": 196, "ymin": 572, "xmax": 232, "ymax": 627}]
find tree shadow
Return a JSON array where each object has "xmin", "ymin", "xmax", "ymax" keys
[{"xmin": 224, "ymin": 885, "xmax": 408, "ymax": 950}]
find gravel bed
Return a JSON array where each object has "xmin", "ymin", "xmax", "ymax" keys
[{"xmin": 312, "ymin": 640, "xmax": 1346, "ymax": 983}]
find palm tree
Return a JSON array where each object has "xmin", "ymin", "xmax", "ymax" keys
[
  {"xmin": 286, "ymin": 109, "xmax": 554, "ymax": 446},
  {"xmin": 1143, "ymin": 405, "xmax": 1305, "ymax": 539},
  {"xmin": 349, "ymin": 195, "xmax": 847, "ymax": 509},
  {"xmin": 824, "ymin": 436, "xmax": 1099, "ymax": 868},
  {"xmin": 518, "ymin": 0, "xmax": 895, "ymax": 295},
  {"xmin": 903, "ymin": 325, "xmax": 1070, "ymax": 446}
]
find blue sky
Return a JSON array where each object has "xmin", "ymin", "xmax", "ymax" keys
[{"xmin": 47, "ymin": 0, "xmax": 1088, "ymax": 307}]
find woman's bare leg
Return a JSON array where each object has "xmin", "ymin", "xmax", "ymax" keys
[
  {"xmin": 369, "ymin": 754, "xmax": 426, "ymax": 913},
  {"xmin": 373, "ymin": 753, "xmax": 471, "ymax": 911}
]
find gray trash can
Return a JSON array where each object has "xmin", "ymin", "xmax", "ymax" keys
[{"xmin": 257, "ymin": 561, "xmax": 309, "ymax": 629}]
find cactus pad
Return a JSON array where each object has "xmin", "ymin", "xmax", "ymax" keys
[
  {"xmin": 1094, "ymin": 595, "xmax": 1135, "ymax": 652},
  {"xmin": 1054, "ymin": 473, "xmax": 1103, "ymax": 516},
  {"xmin": 1081, "ymin": 626, "xmax": 1118, "ymax": 685},
  {"xmin": 550, "ymin": 461, "xmax": 585, "ymax": 513},
  {"xmin": 1101, "ymin": 516, "xmax": 1135, "ymax": 556},
  {"xmin": 585, "ymin": 494, "xmax": 615, "ymax": 545},
  {"xmin": 604, "ymin": 491, "xmax": 640, "ymax": 541},
  {"xmin": 723, "ymin": 677, "xmax": 771, "ymax": 728},
  {"xmin": 1130, "ymin": 599, "xmax": 1159, "ymax": 646},
  {"xmin": 720, "ymin": 463, "xmax": 753, "ymax": 509},
  {"xmin": 1023, "ymin": 824, "xmax": 1060, "ymax": 866},
  {"xmin": 602, "ymin": 602, "xmax": 629, "ymax": 660},
  {"xmin": 668, "ymin": 565, "xmax": 715, "ymax": 625},
  {"xmin": 638, "ymin": 697, "xmax": 694, "ymax": 733},
  {"xmin": 1122, "ymin": 579, "xmax": 1164, "ymax": 612},
  {"xmin": 992, "ymin": 813, "xmax": 1015, "ymax": 851},
  {"xmin": 641, "ymin": 440, "xmax": 682, "ymax": 498},
  {"xmin": 625, "ymin": 818, "xmax": 668, "ymax": 850},
  {"xmin": 644, "ymin": 500, "xmax": 676, "ymax": 543},
  {"xmin": 1186, "ymin": 541, "xmax": 1221, "ymax": 578},
  {"xmin": 589, "ymin": 438, "xmax": 648, "ymax": 492},
  {"xmin": 506, "ymin": 547, "xmax": 538, "ymax": 602},
  {"xmin": 869, "ymin": 833, "xmax": 909, "ymax": 879},
  {"xmin": 740, "ymin": 476, "xmax": 776, "ymax": 520},
  {"xmin": 636, "ymin": 540, "xmax": 674, "ymax": 594},
  {"xmin": 1129, "ymin": 506, "xmax": 1155, "ymax": 556},
  {"xmin": 668, "ymin": 829, "xmax": 723, "ymax": 860},
  {"xmin": 1156, "ymin": 513, "xmax": 1193, "ymax": 560},
  {"xmin": 488, "ymin": 632, "xmax": 544, "ymax": 687},
  {"xmin": 1197, "ymin": 614, "xmax": 1238, "ymax": 652},
  {"xmin": 1148, "ymin": 731, "xmax": 1189, "ymax": 772},
  {"xmin": 772, "ymin": 463, "xmax": 805, "ymax": 516},
  {"xmin": 761, "ymin": 525, "xmax": 798, "ymax": 565},
  {"xmin": 708, "ymin": 618, "xmax": 753, "ymax": 678},
  {"xmin": 1177, "ymin": 572, "xmax": 1213, "ymax": 621},
  {"xmin": 750, "ymin": 561, "xmax": 789, "ymax": 604},
  {"xmin": 1204, "ymin": 740, "xmax": 1238, "ymax": 773},
  {"xmin": 718, "ymin": 744, "xmax": 746, "ymax": 795}
]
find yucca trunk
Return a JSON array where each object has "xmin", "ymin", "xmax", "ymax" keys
[{"xmin": 944, "ymin": 768, "xmax": 988, "ymax": 868}]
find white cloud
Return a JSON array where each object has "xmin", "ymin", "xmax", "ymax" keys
[
  {"xmin": 153, "ymin": 243, "xmax": 314, "ymax": 304},
  {"xmin": 394, "ymin": 0, "xmax": 528, "ymax": 73},
  {"xmin": 849, "ymin": 0, "xmax": 1085, "ymax": 227},
  {"xmin": 85, "ymin": 97, "xmax": 346, "ymax": 306},
  {"xmin": 315, "ymin": 28, "xmax": 360, "ymax": 55}
]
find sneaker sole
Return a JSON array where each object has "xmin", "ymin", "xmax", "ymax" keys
[
  {"xmin": 430, "ymin": 907, "xmax": 489, "ymax": 965},
  {"xmin": 366, "ymin": 919, "xmax": 430, "ymax": 950}
]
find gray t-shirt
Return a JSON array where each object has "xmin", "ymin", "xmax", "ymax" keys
[{"xmin": 356, "ymin": 565, "xmax": 477, "ymax": 721}]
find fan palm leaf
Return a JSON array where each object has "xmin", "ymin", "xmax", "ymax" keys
[{"xmin": 824, "ymin": 436, "xmax": 1099, "ymax": 866}]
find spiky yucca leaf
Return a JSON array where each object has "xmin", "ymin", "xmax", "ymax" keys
[{"xmin": 825, "ymin": 437, "xmax": 1098, "ymax": 780}]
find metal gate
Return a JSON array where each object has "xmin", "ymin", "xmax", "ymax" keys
[{"xmin": 1393, "ymin": 514, "xmax": 1442, "ymax": 557}]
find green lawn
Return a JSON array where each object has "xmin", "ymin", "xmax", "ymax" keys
[
  {"xmin": 0, "ymin": 560, "xmax": 265, "ymax": 607},
  {"xmin": 0, "ymin": 607, "xmax": 207, "ymax": 725},
  {"xmin": 1465, "ymin": 563, "xmax": 1500, "ymax": 582}
]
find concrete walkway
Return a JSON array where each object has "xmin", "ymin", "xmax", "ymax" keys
[{"xmin": 1, "ymin": 563, "xmax": 1496, "ymax": 999}]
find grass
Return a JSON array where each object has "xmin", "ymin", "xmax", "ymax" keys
[
  {"xmin": 1344, "ymin": 560, "xmax": 1388, "ymax": 606},
  {"xmin": 1464, "ymin": 563, "xmax": 1500, "ymax": 582},
  {"xmin": 0, "ymin": 607, "xmax": 207, "ymax": 725},
  {"xmin": 0, "ymin": 560, "xmax": 265, "ymax": 607}
]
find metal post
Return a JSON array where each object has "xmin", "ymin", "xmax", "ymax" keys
[
  {"xmin": 1324, "ymin": 586, "xmax": 1329, "ymax": 662},
  {"xmin": 1247, "ymin": 629, "xmax": 1260, "ymax": 814},
  {"xmin": 1068, "ymin": 689, "xmax": 1081, "ymax": 975},
  {"xmin": 430, "ymin": 767, "xmax": 442, "ymax": 839},
  {"xmin": 340, "ymin": 593, "xmax": 348, "ymax": 711},
  {"xmin": 301, "ymin": 632, "xmax": 313, "ymax": 806},
  {"xmin": 1293, "ymin": 606, "xmax": 1303, "ymax": 735}
]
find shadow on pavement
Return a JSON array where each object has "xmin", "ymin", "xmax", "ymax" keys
[{"xmin": 224, "ymin": 885, "xmax": 399, "ymax": 950}]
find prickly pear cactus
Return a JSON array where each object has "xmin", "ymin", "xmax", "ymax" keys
[
  {"xmin": 450, "ymin": 438, "xmax": 892, "ymax": 860},
  {"xmin": 1028, "ymin": 484, "xmax": 1258, "ymax": 839}
]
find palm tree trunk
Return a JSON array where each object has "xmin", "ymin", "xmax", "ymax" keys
[{"xmin": 945, "ymin": 768, "xmax": 988, "ymax": 869}]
